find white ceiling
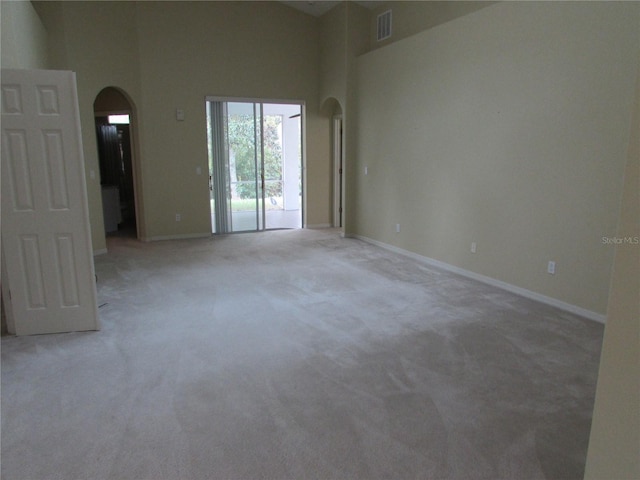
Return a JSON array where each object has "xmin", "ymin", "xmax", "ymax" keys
[{"xmin": 280, "ymin": 1, "xmax": 384, "ymax": 17}]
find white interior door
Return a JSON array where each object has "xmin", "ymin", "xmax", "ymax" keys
[{"xmin": 1, "ymin": 69, "xmax": 99, "ymax": 335}]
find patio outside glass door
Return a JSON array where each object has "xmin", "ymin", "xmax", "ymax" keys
[{"xmin": 206, "ymin": 99, "xmax": 302, "ymax": 233}]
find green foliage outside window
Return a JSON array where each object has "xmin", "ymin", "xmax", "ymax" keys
[{"xmin": 228, "ymin": 114, "xmax": 283, "ymax": 199}]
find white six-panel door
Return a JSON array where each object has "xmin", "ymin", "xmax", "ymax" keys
[{"xmin": 1, "ymin": 69, "xmax": 99, "ymax": 335}]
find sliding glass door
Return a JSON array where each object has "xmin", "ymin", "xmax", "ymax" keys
[{"xmin": 206, "ymin": 99, "xmax": 302, "ymax": 233}]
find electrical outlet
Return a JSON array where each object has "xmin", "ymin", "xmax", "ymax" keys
[
  {"xmin": 471, "ymin": 242, "xmax": 477, "ymax": 253},
  {"xmin": 396, "ymin": 224, "xmax": 401, "ymax": 233},
  {"xmin": 364, "ymin": 166, "xmax": 368, "ymax": 175},
  {"xmin": 175, "ymin": 213, "xmax": 181, "ymax": 222},
  {"xmin": 547, "ymin": 261, "xmax": 555, "ymax": 275}
]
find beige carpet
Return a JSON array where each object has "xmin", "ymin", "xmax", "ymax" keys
[{"xmin": 1, "ymin": 228, "xmax": 603, "ymax": 479}]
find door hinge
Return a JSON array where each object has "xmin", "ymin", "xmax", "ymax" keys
[
  {"xmin": 339, "ymin": 207, "xmax": 343, "ymax": 213},
  {"xmin": 339, "ymin": 168, "xmax": 343, "ymax": 174}
]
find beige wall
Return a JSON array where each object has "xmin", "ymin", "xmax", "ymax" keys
[
  {"xmin": 34, "ymin": 1, "xmax": 331, "ymax": 244},
  {"xmin": 1, "ymin": 0, "xmax": 49, "ymax": 69},
  {"xmin": 343, "ymin": 2, "xmax": 371, "ymax": 234},
  {"xmin": 319, "ymin": 2, "xmax": 348, "ymax": 110},
  {"xmin": 134, "ymin": 1, "xmax": 327, "ymax": 237},
  {"xmin": 94, "ymin": 87, "xmax": 133, "ymax": 114},
  {"xmin": 585, "ymin": 67, "xmax": 640, "ymax": 480},
  {"xmin": 35, "ymin": 0, "xmax": 142, "ymax": 251},
  {"xmin": 318, "ymin": 4, "xmax": 347, "ymax": 228},
  {"xmin": 318, "ymin": 1, "xmax": 370, "ymax": 229},
  {"xmin": 368, "ymin": 1, "xmax": 494, "ymax": 51},
  {"xmin": 353, "ymin": 1, "xmax": 639, "ymax": 316}
]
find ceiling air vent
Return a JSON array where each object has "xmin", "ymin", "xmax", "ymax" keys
[{"xmin": 377, "ymin": 10, "xmax": 392, "ymax": 41}]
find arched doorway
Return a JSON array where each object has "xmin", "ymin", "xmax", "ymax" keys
[
  {"xmin": 321, "ymin": 98, "xmax": 344, "ymax": 229},
  {"xmin": 93, "ymin": 87, "xmax": 138, "ymax": 238}
]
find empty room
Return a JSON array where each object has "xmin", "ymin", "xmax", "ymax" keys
[{"xmin": 1, "ymin": 1, "xmax": 638, "ymax": 479}]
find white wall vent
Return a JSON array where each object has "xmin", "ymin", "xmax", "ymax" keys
[{"xmin": 377, "ymin": 10, "xmax": 392, "ymax": 41}]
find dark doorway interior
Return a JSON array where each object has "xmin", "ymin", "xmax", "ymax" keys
[
  {"xmin": 95, "ymin": 117, "xmax": 136, "ymax": 236},
  {"xmin": 94, "ymin": 87, "xmax": 137, "ymax": 238}
]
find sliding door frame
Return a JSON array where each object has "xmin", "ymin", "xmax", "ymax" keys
[{"xmin": 206, "ymin": 96, "xmax": 306, "ymax": 233}]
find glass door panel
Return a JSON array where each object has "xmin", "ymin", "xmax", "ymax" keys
[
  {"xmin": 263, "ymin": 104, "xmax": 302, "ymax": 230},
  {"xmin": 227, "ymin": 102, "xmax": 260, "ymax": 232}
]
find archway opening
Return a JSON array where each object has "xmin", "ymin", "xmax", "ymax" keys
[
  {"xmin": 321, "ymin": 97, "xmax": 344, "ymax": 229},
  {"xmin": 93, "ymin": 87, "xmax": 138, "ymax": 238}
]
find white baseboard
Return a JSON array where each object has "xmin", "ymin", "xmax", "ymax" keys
[
  {"xmin": 93, "ymin": 248, "xmax": 108, "ymax": 256},
  {"xmin": 351, "ymin": 234, "xmax": 606, "ymax": 324},
  {"xmin": 145, "ymin": 233, "xmax": 211, "ymax": 242}
]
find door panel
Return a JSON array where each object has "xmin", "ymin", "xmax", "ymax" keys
[
  {"xmin": 43, "ymin": 130, "xmax": 70, "ymax": 209},
  {"xmin": 5, "ymin": 129, "xmax": 35, "ymax": 210},
  {"xmin": 1, "ymin": 69, "xmax": 99, "ymax": 335},
  {"xmin": 227, "ymin": 102, "xmax": 261, "ymax": 233},
  {"xmin": 19, "ymin": 235, "xmax": 46, "ymax": 309},
  {"xmin": 263, "ymin": 103, "xmax": 301, "ymax": 230}
]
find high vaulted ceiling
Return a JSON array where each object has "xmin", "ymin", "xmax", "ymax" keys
[{"xmin": 280, "ymin": 1, "xmax": 384, "ymax": 17}]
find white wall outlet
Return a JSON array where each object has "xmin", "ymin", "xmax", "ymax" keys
[
  {"xmin": 90, "ymin": 169, "xmax": 96, "ymax": 180},
  {"xmin": 175, "ymin": 213, "xmax": 181, "ymax": 222},
  {"xmin": 547, "ymin": 261, "xmax": 555, "ymax": 275},
  {"xmin": 471, "ymin": 242, "xmax": 477, "ymax": 253},
  {"xmin": 364, "ymin": 166, "xmax": 368, "ymax": 175},
  {"xmin": 196, "ymin": 166, "xmax": 202, "ymax": 175},
  {"xmin": 396, "ymin": 223, "xmax": 401, "ymax": 233},
  {"xmin": 176, "ymin": 108, "xmax": 185, "ymax": 121}
]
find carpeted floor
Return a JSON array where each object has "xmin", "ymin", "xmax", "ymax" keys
[{"xmin": 1, "ymin": 228, "xmax": 604, "ymax": 479}]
